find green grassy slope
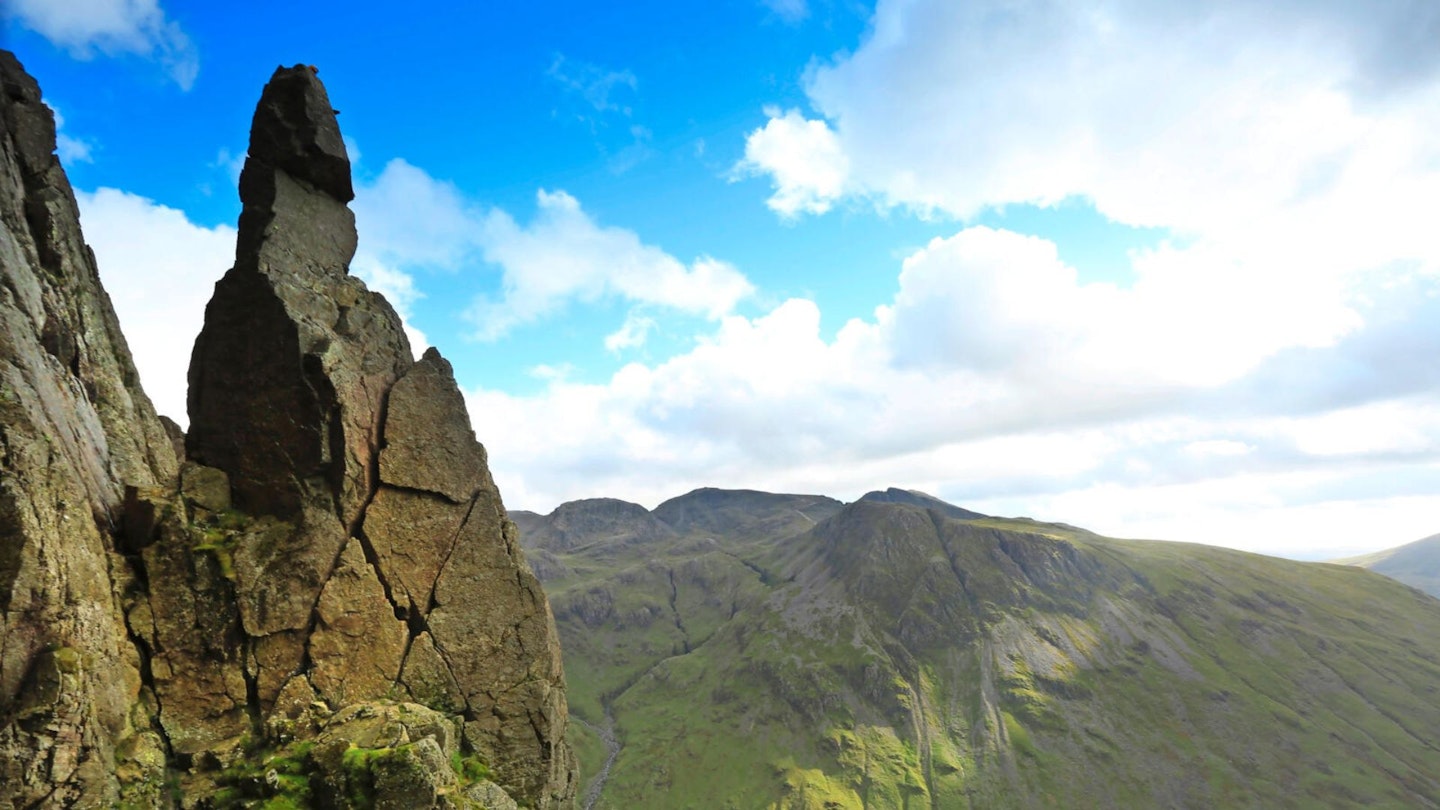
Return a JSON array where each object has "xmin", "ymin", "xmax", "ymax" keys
[
  {"xmin": 1336, "ymin": 533, "xmax": 1440, "ymax": 599},
  {"xmin": 521, "ymin": 491, "xmax": 1440, "ymax": 809}
]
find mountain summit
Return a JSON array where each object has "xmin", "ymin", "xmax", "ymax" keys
[
  {"xmin": 522, "ymin": 487, "xmax": 1440, "ymax": 808},
  {"xmin": 0, "ymin": 56, "xmax": 574, "ymax": 807}
]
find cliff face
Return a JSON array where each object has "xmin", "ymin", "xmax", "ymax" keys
[
  {"xmin": 0, "ymin": 49, "xmax": 179, "ymax": 806},
  {"xmin": 0, "ymin": 54, "xmax": 575, "ymax": 808}
]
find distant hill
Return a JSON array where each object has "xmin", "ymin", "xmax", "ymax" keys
[
  {"xmin": 858, "ymin": 486, "xmax": 988, "ymax": 520},
  {"xmin": 1335, "ymin": 533, "xmax": 1440, "ymax": 598},
  {"xmin": 517, "ymin": 488, "xmax": 1440, "ymax": 808},
  {"xmin": 654, "ymin": 487, "xmax": 845, "ymax": 539}
]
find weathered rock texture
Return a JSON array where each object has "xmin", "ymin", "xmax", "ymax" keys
[
  {"xmin": 0, "ymin": 53, "xmax": 576, "ymax": 808},
  {"xmin": 0, "ymin": 49, "xmax": 179, "ymax": 807}
]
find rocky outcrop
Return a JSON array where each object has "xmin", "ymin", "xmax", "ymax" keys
[
  {"xmin": 187, "ymin": 65, "xmax": 404, "ymax": 528},
  {"xmin": 0, "ymin": 53, "xmax": 576, "ymax": 808},
  {"xmin": 0, "ymin": 50, "xmax": 178, "ymax": 806},
  {"xmin": 180, "ymin": 64, "xmax": 572, "ymax": 807}
]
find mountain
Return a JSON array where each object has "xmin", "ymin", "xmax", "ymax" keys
[
  {"xmin": 1335, "ymin": 533, "xmax": 1440, "ymax": 599},
  {"xmin": 0, "ymin": 54, "xmax": 573, "ymax": 807},
  {"xmin": 857, "ymin": 487, "xmax": 987, "ymax": 520},
  {"xmin": 520, "ymin": 489, "xmax": 1440, "ymax": 809}
]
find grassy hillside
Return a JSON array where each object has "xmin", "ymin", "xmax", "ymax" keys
[
  {"xmin": 521, "ymin": 490, "xmax": 1440, "ymax": 809},
  {"xmin": 1336, "ymin": 533, "xmax": 1440, "ymax": 599}
]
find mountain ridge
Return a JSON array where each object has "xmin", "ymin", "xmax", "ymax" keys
[{"xmin": 519, "ymin": 486, "xmax": 1440, "ymax": 808}]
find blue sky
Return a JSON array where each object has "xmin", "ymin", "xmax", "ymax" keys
[{"xmin": 6, "ymin": 0, "xmax": 1440, "ymax": 558}]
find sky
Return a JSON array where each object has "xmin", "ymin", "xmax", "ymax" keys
[{"xmin": 5, "ymin": 0, "xmax": 1439, "ymax": 560}]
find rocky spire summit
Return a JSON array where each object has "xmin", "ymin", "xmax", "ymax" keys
[
  {"xmin": 175, "ymin": 63, "xmax": 577, "ymax": 806},
  {"xmin": 1, "ymin": 55, "xmax": 575, "ymax": 807},
  {"xmin": 246, "ymin": 64, "xmax": 353, "ymax": 203},
  {"xmin": 187, "ymin": 64, "xmax": 403, "ymax": 525}
]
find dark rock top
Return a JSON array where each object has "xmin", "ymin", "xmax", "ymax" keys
[
  {"xmin": 188, "ymin": 64, "xmax": 408, "ymax": 524},
  {"xmin": 247, "ymin": 64, "xmax": 353, "ymax": 202}
]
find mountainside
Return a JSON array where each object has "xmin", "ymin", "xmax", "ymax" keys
[
  {"xmin": 521, "ymin": 489, "xmax": 1440, "ymax": 809},
  {"xmin": 1336, "ymin": 534, "xmax": 1440, "ymax": 599},
  {"xmin": 0, "ymin": 53, "xmax": 573, "ymax": 808}
]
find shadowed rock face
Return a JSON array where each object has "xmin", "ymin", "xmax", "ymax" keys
[{"xmin": 0, "ymin": 56, "xmax": 576, "ymax": 807}]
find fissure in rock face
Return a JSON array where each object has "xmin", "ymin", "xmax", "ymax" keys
[{"xmin": 0, "ymin": 53, "xmax": 576, "ymax": 808}]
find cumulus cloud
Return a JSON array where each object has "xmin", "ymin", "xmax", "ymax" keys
[
  {"xmin": 465, "ymin": 220, "xmax": 1440, "ymax": 557},
  {"xmin": 884, "ymin": 227, "xmax": 1360, "ymax": 387},
  {"xmin": 350, "ymin": 158, "xmax": 754, "ymax": 341},
  {"xmin": 645, "ymin": 0, "xmax": 1440, "ymax": 555},
  {"xmin": 7, "ymin": 0, "xmax": 199, "ymax": 89},
  {"xmin": 734, "ymin": 107, "xmax": 848, "ymax": 217},
  {"xmin": 353, "ymin": 158, "xmax": 486, "ymax": 274},
  {"xmin": 470, "ymin": 189, "xmax": 754, "ymax": 339},
  {"xmin": 76, "ymin": 188, "xmax": 234, "ymax": 424},
  {"xmin": 741, "ymin": 0, "xmax": 1440, "ymax": 260}
]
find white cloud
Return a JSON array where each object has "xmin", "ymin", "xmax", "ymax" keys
[
  {"xmin": 76, "ymin": 188, "xmax": 234, "ymax": 425},
  {"xmin": 1183, "ymin": 440, "xmax": 1253, "ymax": 459},
  {"xmin": 471, "ymin": 189, "xmax": 754, "ymax": 339},
  {"xmin": 605, "ymin": 312, "xmax": 657, "ymax": 352},
  {"xmin": 7, "ymin": 0, "xmax": 199, "ymax": 89},
  {"xmin": 734, "ymin": 107, "xmax": 848, "ymax": 217},
  {"xmin": 465, "ymin": 221, "xmax": 1440, "ymax": 558},
  {"xmin": 353, "ymin": 159, "xmax": 486, "ymax": 273},
  {"xmin": 350, "ymin": 159, "xmax": 755, "ymax": 342},
  {"xmin": 47, "ymin": 105, "xmax": 94, "ymax": 165},
  {"xmin": 634, "ymin": 0, "xmax": 1440, "ymax": 556},
  {"xmin": 884, "ymin": 227, "xmax": 1360, "ymax": 388},
  {"xmin": 1000, "ymin": 473, "xmax": 1440, "ymax": 561},
  {"xmin": 738, "ymin": 1, "xmax": 1440, "ymax": 280},
  {"xmin": 1282, "ymin": 401, "xmax": 1440, "ymax": 458}
]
